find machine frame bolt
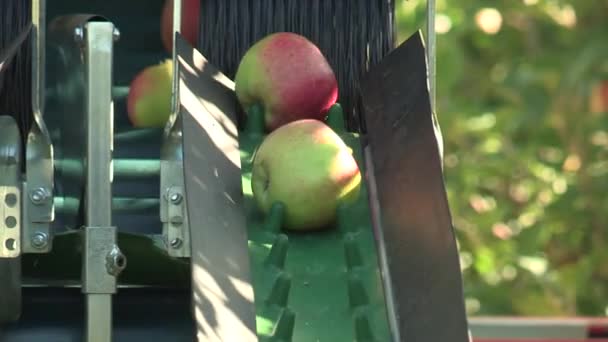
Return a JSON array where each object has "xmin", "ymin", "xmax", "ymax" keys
[
  {"xmin": 31, "ymin": 232, "xmax": 48, "ymax": 249},
  {"xmin": 30, "ymin": 187, "xmax": 49, "ymax": 205},
  {"xmin": 74, "ymin": 26, "xmax": 84, "ymax": 43},
  {"xmin": 112, "ymin": 28, "xmax": 120, "ymax": 42},
  {"xmin": 106, "ymin": 245, "xmax": 127, "ymax": 276},
  {"xmin": 169, "ymin": 192, "xmax": 182, "ymax": 205},
  {"xmin": 170, "ymin": 238, "xmax": 182, "ymax": 249}
]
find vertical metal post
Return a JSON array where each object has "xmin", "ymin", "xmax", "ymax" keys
[
  {"xmin": 32, "ymin": 0, "xmax": 45, "ymax": 121},
  {"xmin": 426, "ymin": 0, "xmax": 444, "ymax": 162},
  {"xmin": 171, "ymin": 0, "xmax": 182, "ymax": 114},
  {"xmin": 82, "ymin": 21, "xmax": 125, "ymax": 342},
  {"xmin": 426, "ymin": 0, "xmax": 436, "ymax": 111},
  {"xmin": 160, "ymin": 0, "xmax": 191, "ymax": 258}
]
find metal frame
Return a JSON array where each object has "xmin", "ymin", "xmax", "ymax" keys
[
  {"xmin": 24, "ymin": 0, "xmax": 55, "ymax": 255},
  {"xmin": 0, "ymin": 116, "xmax": 23, "ymax": 323},
  {"xmin": 0, "ymin": 0, "xmax": 55, "ymax": 323},
  {"xmin": 5, "ymin": 1, "xmax": 602, "ymax": 341},
  {"xmin": 469, "ymin": 317, "xmax": 608, "ymax": 340},
  {"xmin": 80, "ymin": 20, "xmax": 125, "ymax": 342},
  {"xmin": 159, "ymin": 0, "xmax": 191, "ymax": 258}
]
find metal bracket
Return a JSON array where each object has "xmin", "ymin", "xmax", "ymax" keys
[
  {"xmin": 23, "ymin": 0, "xmax": 55, "ymax": 254},
  {"xmin": 160, "ymin": 0, "xmax": 191, "ymax": 259},
  {"xmin": 0, "ymin": 115, "xmax": 23, "ymax": 258},
  {"xmin": 83, "ymin": 226, "xmax": 125, "ymax": 293},
  {"xmin": 162, "ymin": 184, "xmax": 190, "ymax": 257},
  {"xmin": 0, "ymin": 115, "xmax": 23, "ymax": 323},
  {"xmin": 0, "ymin": 186, "xmax": 21, "ymax": 258},
  {"xmin": 160, "ymin": 142, "xmax": 191, "ymax": 258}
]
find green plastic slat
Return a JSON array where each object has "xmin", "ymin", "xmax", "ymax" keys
[{"xmin": 240, "ymin": 105, "xmax": 392, "ymax": 341}]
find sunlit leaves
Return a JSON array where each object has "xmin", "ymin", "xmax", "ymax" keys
[{"xmin": 397, "ymin": 0, "xmax": 608, "ymax": 316}]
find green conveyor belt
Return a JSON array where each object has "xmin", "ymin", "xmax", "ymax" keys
[{"xmin": 240, "ymin": 106, "xmax": 392, "ymax": 341}]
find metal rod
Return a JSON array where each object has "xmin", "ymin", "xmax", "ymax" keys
[
  {"xmin": 426, "ymin": 0, "xmax": 436, "ymax": 112},
  {"xmin": 83, "ymin": 21, "xmax": 118, "ymax": 342},
  {"xmin": 55, "ymin": 196, "xmax": 160, "ymax": 215},
  {"xmin": 32, "ymin": 0, "xmax": 45, "ymax": 125},
  {"xmin": 426, "ymin": 0, "xmax": 444, "ymax": 164},
  {"xmin": 169, "ymin": 0, "xmax": 182, "ymax": 123},
  {"xmin": 86, "ymin": 294, "xmax": 112, "ymax": 342},
  {"xmin": 114, "ymin": 128, "xmax": 161, "ymax": 142},
  {"xmin": 56, "ymin": 159, "xmax": 161, "ymax": 179}
]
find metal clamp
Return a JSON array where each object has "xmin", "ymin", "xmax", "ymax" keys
[{"xmin": 84, "ymin": 226, "xmax": 125, "ymax": 293}]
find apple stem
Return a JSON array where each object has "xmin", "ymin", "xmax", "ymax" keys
[
  {"xmin": 265, "ymin": 201, "xmax": 286, "ymax": 233},
  {"xmin": 326, "ymin": 103, "xmax": 346, "ymax": 133},
  {"xmin": 244, "ymin": 103, "xmax": 266, "ymax": 135}
]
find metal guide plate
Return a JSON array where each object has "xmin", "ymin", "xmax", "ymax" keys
[
  {"xmin": 0, "ymin": 115, "xmax": 23, "ymax": 323},
  {"xmin": 176, "ymin": 34, "xmax": 258, "ymax": 341},
  {"xmin": 360, "ymin": 31, "xmax": 470, "ymax": 342},
  {"xmin": 0, "ymin": 115, "xmax": 23, "ymax": 258},
  {"xmin": 0, "ymin": 186, "xmax": 21, "ymax": 258}
]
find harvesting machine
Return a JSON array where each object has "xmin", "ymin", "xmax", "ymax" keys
[{"xmin": 1, "ymin": 0, "xmax": 605, "ymax": 341}]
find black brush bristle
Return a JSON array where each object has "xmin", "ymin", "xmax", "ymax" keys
[
  {"xmin": 198, "ymin": 0, "xmax": 395, "ymax": 132},
  {"xmin": 0, "ymin": 0, "xmax": 32, "ymax": 143}
]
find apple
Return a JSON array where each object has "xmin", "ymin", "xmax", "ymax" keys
[
  {"xmin": 251, "ymin": 119, "xmax": 361, "ymax": 231},
  {"xmin": 127, "ymin": 59, "xmax": 173, "ymax": 128},
  {"xmin": 235, "ymin": 32, "xmax": 339, "ymax": 132},
  {"xmin": 161, "ymin": 0, "xmax": 201, "ymax": 53}
]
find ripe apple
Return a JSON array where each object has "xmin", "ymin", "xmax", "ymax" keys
[
  {"xmin": 251, "ymin": 119, "xmax": 361, "ymax": 231},
  {"xmin": 160, "ymin": 0, "xmax": 201, "ymax": 53},
  {"xmin": 235, "ymin": 32, "xmax": 338, "ymax": 132},
  {"xmin": 127, "ymin": 59, "xmax": 173, "ymax": 128}
]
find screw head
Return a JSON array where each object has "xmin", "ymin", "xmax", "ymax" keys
[
  {"xmin": 74, "ymin": 26, "xmax": 84, "ymax": 43},
  {"xmin": 30, "ymin": 187, "xmax": 49, "ymax": 205},
  {"xmin": 112, "ymin": 28, "xmax": 120, "ymax": 42},
  {"xmin": 169, "ymin": 193, "xmax": 182, "ymax": 204},
  {"xmin": 170, "ymin": 238, "xmax": 182, "ymax": 249},
  {"xmin": 31, "ymin": 232, "xmax": 48, "ymax": 249}
]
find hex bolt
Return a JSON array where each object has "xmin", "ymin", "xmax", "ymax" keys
[
  {"xmin": 74, "ymin": 26, "xmax": 84, "ymax": 43},
  {"xmin": 112, "ymin": 28, "xmax": 120, "ymax": 42},
  {"xmin": 169, "ymin": 192, "xmax": 182, "ymax": 204},
  {"xmin": 30, "ymin": 187, "xmax": 49, "ymax": 205},
  {"xmin": 31, "ymin": 232, "xmax": 49, "ymax": 249},
  {"xmin": 170, "ymin": 238, "xmax": 182, "ymax": 249}
]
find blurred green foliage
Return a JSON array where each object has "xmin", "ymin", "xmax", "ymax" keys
[{"xmin": 396, "ymin": 0, "xmax": 608, "ymax": 316}]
